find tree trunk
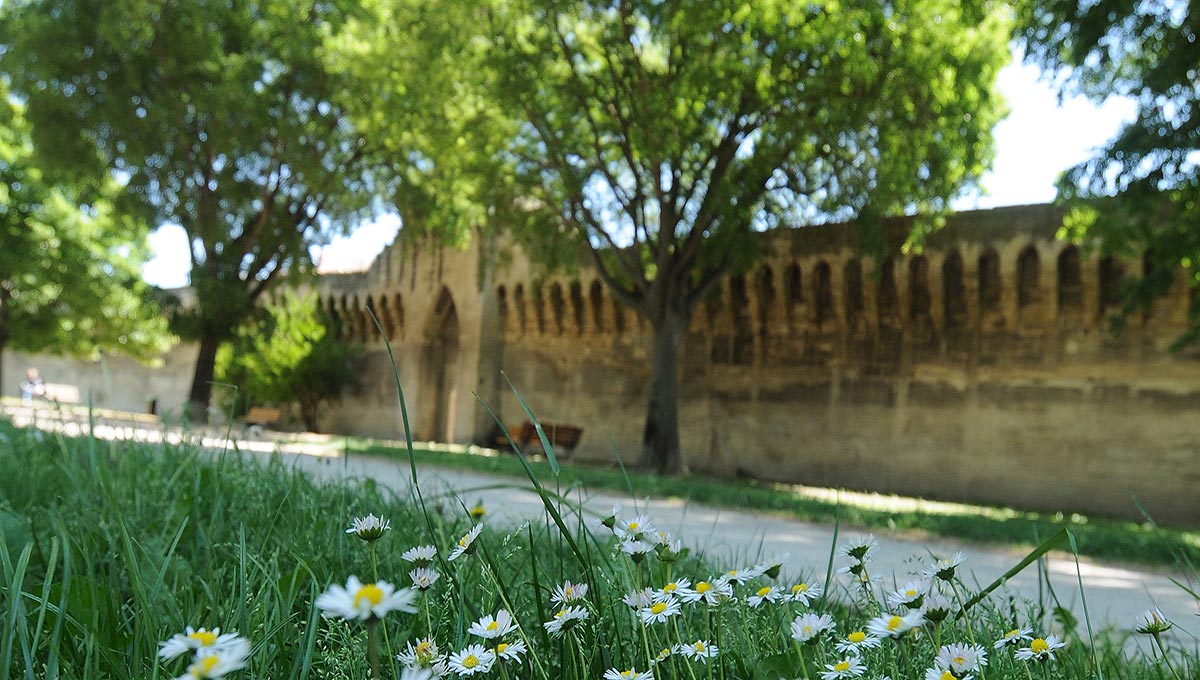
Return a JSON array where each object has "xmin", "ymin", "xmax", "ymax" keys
[
  {"xmin": 639, "ymin": 307, "xmax": 686, "ymax": 473},
  {"xmin": 186, "ymin": 330, "xmax": 222, "ymax": 423}
]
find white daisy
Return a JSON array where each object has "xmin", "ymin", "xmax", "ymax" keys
[
  {"xmin": 469, "ymin": 502, "xmax": 486, "ymax": 520},
  {"xmin": 397, "ymin": 637, "xmax": 443, "ymax": 668},
  {"xmin": 399, "ymin": 666, "xmax": 437, "ymax": 680},
  {"xmin": 865, "ymin": 611, "xmax": 925, "ymax": 638},
  {"xmin": 619, "ymin": 539, "xmax": 655, "ymax": 560},
  {"xmin": 316, "ymin": 576, "xmax": 419, "ymax": 621},
  {"xmin": 448, "ymin": 644, "xmax": 496, "ymax": 676},
  {"xmin": 172, "ymin": 638, "xmax": 251, "ymax": 680},
  {"xmin": 543, "ymin": 605, "xmax": 589, "ymax": 637},
  {"xmin": 158, "ymin": 626, "xmax": 242, "ymax": 661},
  {"xmin": 640, "ymin": 599, "xmax": 682, "ymax": 625},
  {"xmin": 1134, "ymin": 608, "xmax": 1174, "ymax": 635},
  {"xmin": 675, "ymin": 640, "xmax": 719, "ymax": 663},
  {"xmin": 993, "ymin": 626, "xmax": 1033, "ymax": 649},
  {"xmin": 550, "ymin": 580, "xmax": 589, "ymax": 604},
  {"xmin": 495, "ymin": 638, "xmax": 527, "ymax": 663},
  {"xmin": 614, "ymin": 515, "xmax": 655, "ymax": 540},
  {"xmin": 678, "ymin": 579, "xmax": 733, "ymax": 605},
  {"xmin": 345, "ymin": 514, "xmax": 390, "ymax": 542},
  {"xmin": 924, "ymin": 667, "xmax": 966, "ymax": 680},
  {"xmin": 786, "ymin": 581, "xmax": 823, "ymax": 606},
  {"xmin": 599, "ymin": 505, "xmax": 623, "ymax": 530},
  {"xmin": 722, "ymin": 565, "xmax": 765, "ymax": 585},
  {"xmin": 654, "ymin": 578, "xmax": 692, "ymax": 601},
  {"xmin": 747, "ymin": 585, "xmax": 783, "ymax": 607},
  {"xmin": 409, "ymin": 567, "xmax": 440, "ymax": 591},
  {"xmin": 820, "ymin": 656, "xmax": 867, "ymax": 680},
  {"xmin": 835, "ymin": 630, "xmax": 882, "ymax": 655},
  {"xmin": 753, "ymin": 555, "xmax": 789, "ymax": 579},
  {"xmin": 623, "ymin": 588, "xmax": 656, "ymax": 609},
  {"xmin": 922, "ymin": 592, "xmax": 954, "ymax": 624},
  {"xmin": 448, "ymin": 524, "xmax": 483, "ymax": 561},
  {"xmin": 839, "ymin": 535, "xmax": 878, "ymax": 562},
  {"xmin": 651, "ymin": 647, "xmax": 672, "ymax": 666},
  {"xmin": 604, "ymin": 667, "xmax": 654, "ymax": 680},
  {"xmin": 790, "ymin": 613, "xmax": 836, "ymax": 644},
  {"xmin": 468, "ymin": 609, "xmax": 517, "ymax": 640},
  {"xmin": 886, "ymin": 580, "xmax": 929, "ymax": 610},
  {"xmin": 935, "ymin": 643, "xmax": 988, "ymax": 676},
  {"xmin": 924, "ymin": 551, "xmax": 967, "ymax": 582},
  {"xmin": 401, "ymin": 545, "xmax": 438, "ymax": 567},
  {"xmin": 1014, "ymin": 635, "xmax": 1065, "ymax": 662}
]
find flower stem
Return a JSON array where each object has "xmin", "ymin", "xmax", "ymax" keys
[
  {"xmin": 366, "ymin": 619, "xmax": 381, "ymax": 680},
  {"xmin": 1153, "ymin": 632, "xmax": 1183, "ymax": 680}
]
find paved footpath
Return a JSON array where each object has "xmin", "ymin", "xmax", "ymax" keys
[
  {"xmin": 286, "ymin": 446, "xmax": 1198, "ymax": 647},
  {"xmin": 5, "ymin": 405, "xmax": 1197, "ymax": 646}
]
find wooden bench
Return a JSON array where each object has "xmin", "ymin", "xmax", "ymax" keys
[
  {"xmin": 42, "ymin": 383, "xmax": 81, "ymax": 404},
  {"xmin": 501, "ymin": 421, "xmax": 584, "ymax": 455},
  {"xmin": 243, "ymin": 406, "xmax": 284, "ymax": 428}
]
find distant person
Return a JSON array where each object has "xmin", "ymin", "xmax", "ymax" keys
[{"xmin": 20, "ymin": 368, "xmax": 45, "ymax": 406}]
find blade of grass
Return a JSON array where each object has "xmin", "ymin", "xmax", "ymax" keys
[
  {"xmin": 956, "ymin": 527, "xmax": 1069, "ymax": 618},
  {"xmin": 501, "ymin": 372, "xmax": 560, "ymax": 476}
]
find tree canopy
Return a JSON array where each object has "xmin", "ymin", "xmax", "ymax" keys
[
  {"xmin": 0, "ymin": 81, "xmax": 171, "ymax": 392},
  {"xmin": 339, "ymin": 0, "xmax": 1011, "ymax": 470},
  {"xmin": 0, "ymin": 0, "xmax": 379, "ymax": 418},
  {"xmin": 1017, "ymin": 1, "xmax": 1200, "ymax": 343}
]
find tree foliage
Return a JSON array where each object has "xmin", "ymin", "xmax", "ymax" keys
[
  {"xmin": 0, "ymin": 0, "xmax": 378, "ymax": 417},
  {"xmin": 1017, "ymin": 1, "xmax": 1200, "ymax": 343},
  {"xmin": 0, "ymin": 81, "xmax": 171, "ymax": 391},
  {"xmin": 339, "ymin": 0, "xmax": 1010, "ymax": 470},
  {"xmin": 216, "ymin": 291, "xmax": 358, "ymax": 432}
]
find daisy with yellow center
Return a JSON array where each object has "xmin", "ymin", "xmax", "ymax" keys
[
  {"xmin": 448, "ymin": 643, "xmax": 496, "ymax": 675},
  {"xmin": 158, "ymin": 627, "xmax": 242, "ymax": 661},
  {"xmin": 603, "ymin": 668, "xmax": 654, "ymax": 680},
  {"xmin": 678, "ymin": 578, "xmax": 732, "ymax": 605},
  {"xmin": 923, "ymin": 669, "xmax": 959, "ymax": 680},
  {"xmin": 993, "ymin": 625, "xmax": 1033, "ymax": 649},
  {"xmin": 747, "ymin": 585, "xmax": 783, "ymax": 607},
  {"xmin": 175, "ymin": 637, "xmax": 250, "ymax": 679},
  {"xmin": 448, "ymin": 524, "xmax": 483, "ymax": 561},
  {"xmin": 935, "ymin": 642, "xmax": 988, "ymax": 676},
  {"xmin": 652, "ymin": 647, "xmax": 672, "ymax": 665},
  {"xmin": 787, "ymin": 581, "xmax": 824, "ymax": 605},
  {"xmin": 345, "ymin": 514, "xmax": 390, "ymax": 542},
  {"xmin": 467, "ymin": 609, "xmax": 517, "ymax": 639},
  {"xmin": 790, "ymin": 613, "xmax": 836, "ymax": 644},
  {"xmin": 865, "ymin": 611, "xmax": 924, "ymax": 638},
  {"xmin": 886, "ymin": 580, "xmax": 929, "ymax": 609},
  {"xmin": 495, "ymin": 638, "xmax": 527, "ymax": 662},
  {"xmin": 835, "ymin": 630, "xmax": 882, "ymax": 655},
  {"xmin": 675, "ymin": 640, "xmax": 719, "ymax": 662},
  {"xmin": 397, "ymin": 637, "xmax": 442, "ymax": 668},
  {"xmin": 1134, "ymin": 608, "xmax": 1174, "ymax": 635},
  {"xmin": 640, "ymin": 598, "xmax": 682, "ymax": 625},
  {"xmin": 543, "ymin": 605, "xmax": 590, "ymax": 637},
  {"xmin": 656, "ymin": 578, "xmax": 692, "ymax": 600},
  {"xmin": 1014, "ymin": 635, "xmax": 1065, "ymax": 662},
  {"xmin": 820, "ymin": 656, "xmax": 866, "ymax": 680},
  {"xmin": 316, "ymin": 576, "xmax": 419, "ymax": 621},
  {"xmin": 551, "ymin": 579, "xmax": 590, "ymax": 604}
]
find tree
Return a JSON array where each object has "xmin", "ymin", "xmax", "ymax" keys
[
  {"xmin": 0, "ymin": 0, "xmax": 378, "ymax": 420},
  {"xmin": 342, "ymin": 0, "xmax": 1010, "ymax": 471},
  {"xmin": 1017, "ymin": 1, "xmax": 1200, "ymax": 344},
  {"xmin": 216, "ymin": 291, "xmax": 358, "ymax": 432},
  {"xmin": 0, "ymin": 81, "xmax": 170, "ymax": 392}
]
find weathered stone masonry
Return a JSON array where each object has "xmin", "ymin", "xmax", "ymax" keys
[{"xmin": 317, "ymin": 204, "xmax": 1200, "ymax": 526}]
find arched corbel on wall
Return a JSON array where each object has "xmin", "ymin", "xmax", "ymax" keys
[
  {"xmin": 589, "ymin": 280, "xmax": 605, "ymax": 334},
  {"xmin": 549, "ymin": 282, "xmax": 566, "ymax": 336},
  {"xmin": 1099, "ymin": 255, "xmax": 1125, "ymax": 325},
  {"xmin": 756, "ymin": 265, "xmax": 777, "ymax": 361},
  {"xmin": 784, "ymin": 260, "xmax": 803, "ymax": 332},
  {"xmin": 1016, "ymin": 244, "xmax": 1042, "ymax": 328},
  {"xmin": 532, "ymin": 286, "xmax": 547, "ymax": 335},
  {"xmin": 513, "ymin": 284, "xmax": 527, "ymax": 335},
  {"xmin": 496, "ymin": 285, "xmax": 509, "ymax": 336},
  {"xmin": 569, "ymin": 280, "xmax": 586, "ymax": 335},
  {"xmin": 844, "ymin": 259, "xmax": 865, "ymax": 336},
  {"xmin": 813, "ymin": 260, "xmax": 835, "ymax": 328},
  {"xmin": 392, "ymin": 293, "xmax": 405, "ymax": 340},
  {"xmin": 977, "ymin": 247, "xmax": 1003, "ymax": 330},
  {"xmin": 1057, "ymin": 245, "xmax": 1084, "ymax": 327},
  {"xmin": 942, "ymin": 250, "xmax": 967, "ymax": 332},
  {"xmin": 729, "ymin": 274, "xmax": 754, "ymax": 365}
]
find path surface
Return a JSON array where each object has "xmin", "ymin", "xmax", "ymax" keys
[{"xmin": 5, "ymin": 403, "xmax": 1198, "ymax": 646}]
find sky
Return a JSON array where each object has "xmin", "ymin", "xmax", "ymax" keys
[{"xmin": 141, "ymin": 56, "xmax": 1140, "ymax": 290}]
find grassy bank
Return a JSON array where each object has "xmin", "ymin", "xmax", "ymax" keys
[
  {"xmin": 347, "ymin": 441, "xmax": 1200, "ymax": 570},
  {"xmin": 0, "ymin": 419, "xmax": 1189, "ymax": 679}
]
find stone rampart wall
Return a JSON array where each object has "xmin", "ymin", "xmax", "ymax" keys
[{"xmin": 319, "ymin": 205, "xmax": 1200, "ymax": 525}]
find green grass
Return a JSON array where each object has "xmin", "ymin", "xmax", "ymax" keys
[
  {"xmin": 0, "ymin": 418, "xmax": 1191, "ymax": 680},
  {"xmin": 347, "ymin": 440, "xmax": 1200, "ymax": 569}
]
